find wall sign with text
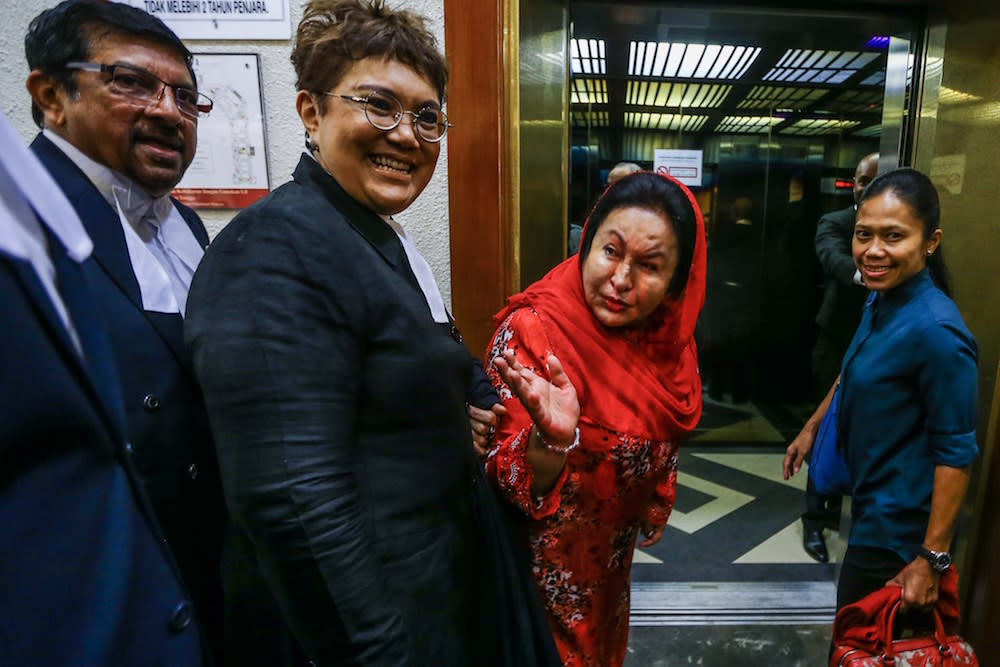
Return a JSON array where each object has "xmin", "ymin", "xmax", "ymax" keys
[
  {"xmin": 653, "ymin": 149, "xmax": 704, "ymax": 187},
  {"xmin": 125, "ymin": 0, "xmax": 291, "ymax": 40},
  {"xmin": 172, "ymin": 53, "xmax": 271, "ymax": 210}
]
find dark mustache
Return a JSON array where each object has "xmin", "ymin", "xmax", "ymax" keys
[{"xmin": 134, "ymin": 124, "xmax": 185, "ymax": 150}]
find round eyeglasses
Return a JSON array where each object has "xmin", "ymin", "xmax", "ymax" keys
[
  {"xmin": 65, "ymin": 61, "xmax": 213, "ymax": 120},
  {"xmin": 327, "ymin": 89, "xmax": 452, "ymax": 143}
]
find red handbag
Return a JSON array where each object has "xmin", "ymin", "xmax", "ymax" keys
[{"xmin": 831, "ymin": 583, "xmax": 977, "ymax": 667}]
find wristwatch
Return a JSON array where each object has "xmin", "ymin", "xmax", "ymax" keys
[{"xmin": 918, "ymin": 547, "xmax": 952, "ymax": 574}]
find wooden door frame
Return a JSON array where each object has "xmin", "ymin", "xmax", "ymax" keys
[{"xmin": 443, "ymin": 0, "xmax": 515, "ymax": 358}]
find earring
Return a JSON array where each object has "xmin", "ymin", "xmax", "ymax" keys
[
  {"xmin": 927, "ymin": 250, "xmax": 933, "ymax": 256},
  {"xmin": 304, "ymin": 131, "xmax": 319, "ymax": 154}
]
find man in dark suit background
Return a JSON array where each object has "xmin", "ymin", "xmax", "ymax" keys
[
  {"xmin": 0, "ymin": 108, "xmax": 205, "ymax": 665},
  {"xmin": 23, "ymin": 1, "xmax": 228, "ymax": 659},
  {"xmin": 801, "ymin": 152, "xmax": 878, "ymax": 562}
]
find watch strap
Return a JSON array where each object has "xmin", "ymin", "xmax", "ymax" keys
[{"xmin": 918, "ymin": 547, "xmax": 952, "ymax": 573}]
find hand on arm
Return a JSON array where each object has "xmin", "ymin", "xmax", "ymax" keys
[
  {"xmin": 469, "ymin": 403, "xmax": 507, "ymax": 457},
  {"xmin": 493, "ymin": 350, "xmax": 580, "ymax": 495},
  {"xmin": 783, "ymin": 377, "xmax": 839, "ymax": 479}
]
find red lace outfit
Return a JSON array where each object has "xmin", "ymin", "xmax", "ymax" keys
[{"xmin": 484, "ymin": 174, "xmax": 707, "ymax": 667}]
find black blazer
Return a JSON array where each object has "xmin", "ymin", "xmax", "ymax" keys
[
  {"xmin": 0, "ymin": 233, "xmax": 203, "ymax": 665},
  {"xmin": 815, "ymin": 204, "xmax": 868, "ymax": 346},
  {"xmin": 30, "ymin": 134, "xmax": 227, "ymax": 657},
  {"xmin": 186, "ymin": 155, "xmax": 488, "ymax": 665}
]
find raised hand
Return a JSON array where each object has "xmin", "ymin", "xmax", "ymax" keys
[{"xmin": 493, "ymin": 350, "xmax": 580, "ymax": 447}]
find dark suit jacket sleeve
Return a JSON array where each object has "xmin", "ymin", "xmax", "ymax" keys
[
  {"xmin": 467, "ymin": 354, "xmax": 500, "ymax": 409},
  {"xmin": 186, "ymin": 201, "xmax": 408, "ymax": 665},
  {"xmin": 815, "ymin": 208, "xmax": 858, "ymax": 286}
]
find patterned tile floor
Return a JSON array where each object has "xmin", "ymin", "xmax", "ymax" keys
[
  {"xmin": 632, "ymin": 448, "xmax": 848, "ymax": 581},
  {"xmin": 632, "ymin": 394, "xmax": 848, "ymax": 583},
  {"xmin": 625, "ymin": 624, "xmax": 831, "ymax": 666},
  {"xmin": 622, "ymin": 393, "xmax": 843, "ymax": 665}
]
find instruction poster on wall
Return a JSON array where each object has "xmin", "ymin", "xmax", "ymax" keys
[
  {"xmin": 124, "ymin": 0, "xmax": 291, "ymax": 39},
  {"xmin": 172, "ymin": 53, "xmax": 270, "ymax": 210},
  {"xmin": 654, "ymin": 149, "xmax": 704, "ymax": 187}
]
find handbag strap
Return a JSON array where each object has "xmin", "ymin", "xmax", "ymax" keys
[{"xmin": 880, "ymin": 597, "xmax": 951, "ymax": 661}]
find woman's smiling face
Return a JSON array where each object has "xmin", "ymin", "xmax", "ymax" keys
[
  {"xmin": 298, "ymin": 56, "xmax": 441, "ymax": 215},
  {"xmin": 581, "ymin": 205, "xmax": 678, "ymax": 328},
  {"xmin": 853, "ymin": 190, "xmax": 941, "ymax": 293}
]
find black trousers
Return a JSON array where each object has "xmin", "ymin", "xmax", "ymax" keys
[
  {"xmin": 222, "ymin": 523, "xmax": 312, "ymax": 667},
  {"xmin": 832, "ymin": 545, "xmax": 933, "ymax": 659},
  {"xmin": 803, "ymin": 468, "xmax": 843, "ymax": 532},
  {"xmin": 832, "ymin": 546, "xmax": 902, "ymax": 661},
  {"xmin": 837, "ymin": 545, "xmax": 906, "ymax": 610}
]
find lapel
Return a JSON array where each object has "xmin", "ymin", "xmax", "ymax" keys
[
  {"xmin": 31, "ymin": 134, "xmax": 195, "ymax": 376},
  {"xmin": 7, "ymin": 241, "xmax": 185, "ymax": 574},
  {"xmin": 174, "ymin": 197, "xmax": 211, "ymax": 248},
  {"xmin": 293, "ymin": 155, "xmax": 424, "ymax": 295},
  {"xmin": 6, "ymin": 245, "xmax": 126, "ymax": 447}
]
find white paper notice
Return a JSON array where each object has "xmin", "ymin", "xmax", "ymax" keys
[
  {"xmin": 125, "ymin": 0, "xmax": 291, "ymax": 40},
  {"xmin": 654, "ymin": 149, "xmax": 704, "ymax": 187},
  {"xmin": 172, "ymin": 53, "xmax": 270, "ymax": 210}
]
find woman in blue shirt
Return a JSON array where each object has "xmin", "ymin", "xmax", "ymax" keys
[{"xmin": 784, "ymin": 168, "xmax": 978, "ymax": 613}]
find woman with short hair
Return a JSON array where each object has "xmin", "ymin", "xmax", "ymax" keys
[{"xmin": 186, "ymin": 2, "xmax": 556, "ymax": 664}]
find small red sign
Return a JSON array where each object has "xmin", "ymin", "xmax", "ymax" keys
[{"xmin": 172, "ymin": 188, "xmax": 270, "ymax": 210}]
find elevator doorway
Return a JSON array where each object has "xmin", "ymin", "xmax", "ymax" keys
[
  {"xmin": 533, "ymin": 0, "xmax": 927, "ymax": 633},
  {"xmin": 558, "ymin": 3, "xmax": 922, "ymax": 441}
]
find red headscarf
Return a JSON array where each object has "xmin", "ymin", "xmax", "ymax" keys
[{"xmin": 493, "ymin": 172, "xmax": 706, "ymax": 441}]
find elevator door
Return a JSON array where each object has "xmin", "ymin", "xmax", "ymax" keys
[{"xmin": 565, "ymin": 3, "xmax": 921, "ymax": 438}]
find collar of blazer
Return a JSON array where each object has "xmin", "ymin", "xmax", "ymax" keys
[
  {"xmin": 291, "ymin": 153, "xmax": 413, "ymax": 273},
  {"xmin": 29, "ymin": 134, "xmax": 200, "ymax": 376}
]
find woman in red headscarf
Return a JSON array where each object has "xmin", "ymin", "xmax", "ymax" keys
[{"xmin": 482, "ymin": 171, "xmax": 706, "ymax": 667}]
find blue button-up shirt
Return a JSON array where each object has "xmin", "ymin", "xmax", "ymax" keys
[{"xmin": 839, "ymin": 268, "xmax": 978, "ymax": 561}]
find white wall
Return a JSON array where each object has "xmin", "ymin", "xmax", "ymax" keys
[{"xmin": 1, "ymin": 0, "xmax": 453, "ymax": 304}]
